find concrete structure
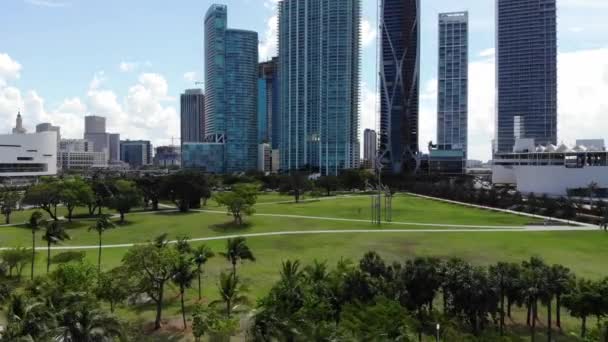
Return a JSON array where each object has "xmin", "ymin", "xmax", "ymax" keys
[
  {"xmin": 180, "ymin": 89, "xmax": 205, "ymax": 144},
  {"xmin": 154, "ymin": 145, "xmax": 181, "ymax": 167},
  {"xmin": 379, "ymin": 0, "xmax": 420, "ymax": 173},
  {"xmin": 258, "ymin": 58, "xmax": 280, "ymax": 148},
  {"xmin": 120, "ymin": 140, "xmax": 152, "ymax": 168},
  {"xmin": 83, "ymin": 115, "xmax": 120, "ymax": 163},
  {"xmin": 12, "ymin": 112, "xmax": 27, "ymax": 134},
  {"xmin": 181, "ymin": 142, "xmax": 225, "ymax": 173},
  {"xmin": 109, "ymin": 133, "xmax": 120, "ymax": 162},
  {"xmin": 271, "ymin": 149, "xmax": 280, "ymax": 173},
  {"xmin": 421, "ymin": 146, "xmax": 465, "ymax": 176},
  {"xmin": 258, "ymin": 143, "xmax": 272, "ymax": 173},
  {"xmin": 363, "ymin": 129, "xmax": 377, "ymax": 169},
  {"xmin": 492, "ymin": 139, "xmax": 608, "ymax": 196},
  {"xmin": 279, "ymin": 0, "xmax": 361, "ymax": 175},
  {"xmin": 36, "ymin": 123, "xmax": 61, "ymax": 138},
  {"xmin": 438, "ymin": 12, "xmax": 468, "ymax": 159},
  {"xmin": 0, "ymin": 132, "xmax": 58, "ymax": 177},
  {"xmin": 495, "ymin": 0, "xmax": 557, "ymax": 153},
  {"xmin": 204, "ymin": 4, "xmax": 258, "ymax": 173},
  {"xmin": 58, "ymin": 139, "xmax": 107, "ymax": 171},
  {"xmin": 60, "ymin": 139, "xmax": 93, "ymax": 153}
]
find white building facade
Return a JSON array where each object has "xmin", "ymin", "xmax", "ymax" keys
[{"xmin": 0, "ymin": 132, "xmax": 58, "ymax": 177}]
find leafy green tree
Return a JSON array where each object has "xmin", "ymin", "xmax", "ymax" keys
[
  {"xmin": 192, "ymin": 304, "xmax": 239, "ymax": 342},
  {"xmin": 88, "ymin": 178, "xmax": 113, "ymax": 216},
  {"xmin": 0, "ymin": 186, "xmax": 21, "ymax": 224},
  {"xmin": 4, "ymin": 294, "xmax": 56, "ymax": 341},
  {"xmin": 212, "ymin": 272, "xmax": 249, "ymax": 317},
  {"xmin": 175, "ymin": 235, "xmax": 192, "ymax": 255},
  {"xmin": 122, "ymin": 243, "xmax": 179, "ymax": 330},
  {"xmin": 317, "ymin": 175, "xmax": 340, "ymax": 196},
  {"xmin": 220, "ymin": 237, "xmax": 255, "ymax": 277},
  {"xmin": 338, "ymin": 169, "xmax": 370, "ymax": 191},
  {"xmin": 489, "ymin": 262, "xmax": 510, "ymax": 336},
  {"xmin": 1, "ymin": 247, "xmax": 30, "ymax": 279},
  {"xmin": 42, "ymin": 220, "xmax": 71, "ymax": 273},
  {"xmin": 339, "ymin": 297, "xmax": 415, "ymax": 341},
  {"xmin": 564, "ymin": 279, "xmax": 599, "ymax": 338},
  {"xmin": 192, "ymin": 244, "xmax": 215, "ymax": 300},
  {"xmin": 550, "ymin": 264, "xmax": 575, "ymax": 330},
  {"xmin": 59, "ymin": 177, "xmax": 93, "ymax": 222},
  {"xmin": 279, "ymin": 172, "xmax": 311, "ymax": 203},
  {"xmin": 107, "ymin": 180, "xmax": 141, "ymax": 223},
  {"xmin": 88, "ymin": 214, "xmax": 116, "ymax": 275},
  {"xmin": 28, "ymin": 211, "xmax": 44, "ymax": 280},
  {"xmin": 51, "ymin": 251, "xmax": 86, "ymax": 264},
  {"xmin": 96, "ymin": 266, "xmax": 133, "ymax": 313},
  {"xmin": 23, "ymin": 180, "xmax": 62, "ymax": 220},
  {"xmin": 521, "ymin": 257, "xmax": 549, "ymax": 341},
  {"xmin": 135, "ymin": 175, "xmax": 163, "ymax": 210},
  {"xmin": 214, "ymin": 184, "xmax": 258, "ymax": 225},
  {"xmin": 172, "ymin": 256, "xmax": 197, "ymax": 330},
  {"xmin": 52, "ymin": 297, "xmax": 123, "ymax": 342},
  {"xmin": 160, "ymin": 171, "xmax": 210, "ymax": 212}
]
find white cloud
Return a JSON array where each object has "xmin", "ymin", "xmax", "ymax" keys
[
  {"xmin": 361, "ymin": 18, "xmax": 377, "ymax": 48},
  {"xmin": 259, "ymin": 14, "xmax": 278, "ymax": 61},
  {"xmin": 119, "ymin": 61, "xmax": 139, "ymax": 73},
  {"xmin": 89, "ymin": 71, "xmax": 106, "ymax": 90},
  {"xmin": 478, "ymin": 48, "xmax": 495, "ymax": 58},
  {"xmin": 183, "ymin": 71, "xmax": 198, "ymax": 83},
  {"xmin": 0, "ymin": 53, "xmax": 22, "ymax": 85}
]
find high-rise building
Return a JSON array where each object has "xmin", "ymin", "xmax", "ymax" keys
[
  {"xmin": 154, "ymin": 145, "xmax": 181, "ymax": 167},
  {"xmin": 204, "ymin": 4, "xmax": 258, "ymax": 173},
  {"xmin": 495, "ymin": 0, "xmax": 557, "ymax": 153},
  {"xmin": 379, "ymin": 0, "xmax": 420, "ymax": 174},
  {"xmin": 36, "ymin": 123, "xmax": 61, "ymax": 138},
  {"xmin": 278, "ymin": 0, "xmax": 361, "ymax": 175},
  {"xmin": 258, "ymin": 58, "xmax": 280, "ymax": 148},
  {"xmin": 109, "ymin": 133, "xmax": 120, "ymax": 162},
  {"xmin": 120, "ymin": 140, "xmax": 152, "ymax": 168},
  {"xmin": 83, "ymin": 115, "xmax": 119, "ymax": 163},
  {"xmin": 437, "ymin": 12, "xmax": 468, "ymax": 159},
  {"xmin": 363, "ymin": 129, "xmax": 377, "ymax": 169},
  {"xmin": 12, "ymin": 111, "xmax": 27, "ymax": 134},
  {"xmin": 180, "ymin": 89, "xmax": 205, "ymax": 144}
]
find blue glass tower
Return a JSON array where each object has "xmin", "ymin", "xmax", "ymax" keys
[
  {"xmin": 496, "ymin": 0, "xmax": 557, "ymax": 153},
  {"xmin": 437, "ymin": 12, "xmax": 468, "ymax": 159},
  {"xmin": 379, "ymin": 0, "xmax": 420, "ymax": 174},
  {"xmin": 278, "ymin": 0, "xmax": 361, "ymax": 175},
  {"xmin": 258, "ymin": 58, "xmax": 280, "ymax": 148},
  {"xmin": 204, "ymin": 4, "xmax": 258, "ymax": 173}
]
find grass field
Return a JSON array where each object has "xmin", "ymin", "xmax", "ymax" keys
[{"xmin": 1, "ymin": 193, "xmax": 605, "ymax": 341}]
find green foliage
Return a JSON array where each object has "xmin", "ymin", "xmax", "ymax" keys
[
  {"xmin": 220, "ymin": 237, "xmax": 255, "ymax": 276},
  {"xmin": 211, "ymin": 272, "xmax": 249, "ymax": 317},
  {"xmin": 59, "ymin": 177, "xmax": 94, "ymax": 222},
  {"xmin": 160, "ymin": 170, "xmax": 210, "ymax": 212},
  {"xmin": 135, "ymin": 175, "xmax": 163, "ymax": 210},
  {"xmin": 0, "ymin": 186, "xmax": 22, "ymax": 224},
  {"xmin": 192, "ymin": 305, "xmax": 239, "ymax": 342},
  {"xmin": 0, "ymin": 247, "xmax": 30, "ymax": 278},
  {"xmin": 50, "ymin": 251, "xmax": 86, "ymax": 264},
  {"xmin": 42, "ymin": 220, "xmax": 71, "ymax": 273},
  {"xmin": 316, "ymin": 175, "xmax": 340, "ymax": 196},
  {"xmin": 107, "ymin": 180, "xmax": 141, "ymax": 223},
  {"xmin": 339, "ymin": 297, "xmax": 415, "ymax": 341},
  {"xmin": 96, "ymin": 266, "xmax": 134, "ymax": 313},
  {"xmin": 279, "ymin": 172, "xmax": 312, "ymax": 203},
  {"xmin": 50, "ymin": 261, "xmax": 98, "ymax": 294},
  {"xmin": 214, "ymin": 183, "xmax": 258, "ymax": 225},
  {"xmin": 23, "ymin": 180, "xmax": 62, "ymax": 220}
]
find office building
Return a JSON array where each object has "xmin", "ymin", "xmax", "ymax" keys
[
  {"xmin": 258, "ymin": 58, "xmax": 280, "ymax": 148},
  {"xmin": 493, "ymin": 138, "xmax": 608, "ymax": 196},
  {"xmin": 120, "ymin": 140, "xmax": 152, "ymax": 168},
  {"xmin": 154, "ymin": 145, "xmax": 181, "ymax": 167},
  {"xmin": 181, "ymin": 142, "xmax": 225, "ymax": 173},
  {"xmin": 258, "ymin": 143, "xmax": 272, "ymax": 173},
  {"xmin": 58, "ymin": 139, "xmax": 107, "ymax": 171},
  {"xmin": 12, "ymin": 112, "xmax": 27, "ymax": 134},
  {"xmin": 109, "ymin": 133, "xmax": 120, "ymax": 162},
  {"xmin": 83, "ymin": 115, "xmax": 120, "ymax": 163},
  {"xmin": 0, "ymin": 131, "xmax": 57, "ymax": 177},
  {"xmin": 379, "ymin": 0, "xmax": 420, "ymax": 174},
  {"xmin": 279, "ymin": 0, "xmax": 361, "ymax": 175},
  {"xmin": 203, "ymin": 4, "xmax": 258, "ymax": 173},
  {"xmin": 495, "ymin": 0, "xmax": 557, "ymax": 153},
  {"xmin": 438, "ymin": 12, "xmax": 468, "ymax": 159},
  {"xmin": 363, "ymin": 129, "xmax": 377, "ymax": 169},
  {"xmin": 180, "ymin": 89, "xmax": 205, "ymax": 144},
  {"xmin": 36, "ymin": 123, "xmax": 61, "ymax": 139}
]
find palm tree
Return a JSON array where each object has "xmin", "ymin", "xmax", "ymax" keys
[
  {"xmin": 220, "ymin": 237, "xmax": 255, "ymax": 277},
  {"xmin": 28, "ymin": 211, "xmax": 44, "ymax": 280},
  {"xmin": 53, "ymin": 299, "xmax": 123, "ymax": 342},
  {"xmin": 42, "ymin": 220, "xmax": 70, "ymax": 273},
  {"xmin": 192, "ymin": 244, "xmax": 215, "ymax": 300},
  {"xmin": 212, "ymin": 272, "xmax": 249, "ymax": 317},
  {"xmin": 5, "ymin": 294, "xmax": 56, "ymax": 340},
  {"xmin": 88, "ymin": 214, "xmax": 115, "ymax": 275},
  {"xmin": 172, "ymin": 256, "xmax": 197, "ymax": 330},
  {"xmin": 550, "ymin": 264, "xmax": 575, "ymax": 330}
]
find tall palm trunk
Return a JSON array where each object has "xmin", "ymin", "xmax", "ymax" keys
[
  {"xmin": 47, "ymin": 241, "xmax": 51, "ymax": 273},
  {"xmin": 180, "ymin": 286, "xmax": 187, "ymax": 330},
  {"xmin": 531, "ymin": 300, "xmax": 537, "ymax": 342},
  {"xmin": 197, "ymin": 265, "xmax": 202, "ymax": 300},
  {"xmin": 98, "ymin": 232, "xmax": 103, "ymax": 275},
  {"xmin": 232, "ymin": 259, "xmax": 237, "ymax": 278},
  {"xmin": 31, "ymin": 231, "xmax": 36, "ymax": 280},
  {"xmin": 556, "ymin": 295, "xmax": 562, "ymax": 329},
  {"xmin": 155, "ymin": 285, "xmax": 165, "ymax": 330},
  {"xmin": 581, "ymin": 316, "xmax": 587, "ymax": 338},
  {"xmin": 500, "ymin": 288, "xmax": 505, "ymax": 336},
  {"xmin": 547, "ymin": 299, "xmax": 552, "ymax": 342}
]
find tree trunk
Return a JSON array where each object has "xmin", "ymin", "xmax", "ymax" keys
[
  {"xmin": 68, "ymin": 207, "xmax": 73, "ymax": 222},
  {"xmin": 155, "ymin": 285, "xmax": 165, "ymax": 330},
  {"xmin": 227, "ymin": 299, "xmax": 232, "ymax": 317},
  {"xmin": 547, "ymin": 299, "xmax": 552, "ymax": 342},
  {"xmin": 531, "ymin": 301, "xmax": 537, "ymax": 342},
  {"xmin": 152, "ymin": 199, "xmax": 159, "ymax": 211},
  {"xmin": 110, "ymin": 300, "xmax": 115, "ymax": 313},
  {"xmin": 47, "ymin": 241, "xmax": 51, "ymax": 273},
  {"xmin": 581, "ymin": 316, "xmax": 587, "ymax": 338},
  {"xmin": 527, "ymin": 302, "xmax": 532, "ymax": 326},
  {"xmin": 120, "ymin": 212, "xmax": 125, "ymax": 223},
  {"xmin": 198, "ymin": 266, "xmax": 202, "ymax": 300},
  {"xmin": 54, "ymin": 205, "xmax": 57, "ymax": 221},
  {"xmin": 232, "ymin": 260, "xmax": 237, "ymax": 278},
  {"xmin": 181, "ymin": 288, "xmax": 187, "ymax": 330},
  {"xmin": 556, "ymin": 295, "xmax": 562, "ymax": 329},
  {"xmin": 443, "ymin": 290, "xmax": 448, "ymax": 314},
  {"xmin": 507, "ymin": 297, "xmax": 512, "ymax": 318},
  {"xmin": 500, "ymin": 288, "xmax": 505, "ymax": 336},
  {"xmin": 31, "ymin": 231, "xmax": 36, "ymax": 280},
  {"xmin": 98, "ymin": 232, "xmax": 103, "ymax": 275},
  {"xmin": 5, "ymin": 214, "xmax": 9, "ymax": 224}
]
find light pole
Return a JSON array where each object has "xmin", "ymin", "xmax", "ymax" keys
[{"xmin": 436, "ymin": 323, "xmax": 440, "ymax": 342}]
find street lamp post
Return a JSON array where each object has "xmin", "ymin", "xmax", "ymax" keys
[{"xmin": 436, "ymin": 323, "xmax": 440, "ymax": 342}]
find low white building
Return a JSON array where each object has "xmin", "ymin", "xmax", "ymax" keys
[
  {"xmin": 493, "ymin": 138, "xmax": 608, "ymax": 196},
  {"xmin": 0, "ymin": 131, "xmax": 58, "ymax": 177},
  {"xmin": 58, "ymin": 139, "xmax": 108, "ymax": 171}
]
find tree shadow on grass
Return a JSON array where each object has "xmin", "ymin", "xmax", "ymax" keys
[
  {"xmin": 155, "ymin": 210, "xmax": 201, "ymax": 217},
  {"xmin": 209, "ymin": 221, "xmax": 253, "ymax": 234}
]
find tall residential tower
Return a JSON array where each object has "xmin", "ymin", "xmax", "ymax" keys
[
  {"xmin": 180, "ymin": 89, "xmax": 205, "ymax": 144},
  {"xmin": 437, "ymin": 12, "xmax": 468, "ymax": 158},
  {"xmin": 278, "ymin": 0, "xmax": 361, "ymax": 175},
  {"xmin": 379, "ymin": 0, "xmax": 420, "ymax": 174},
  {"xmin": 495, "ymin": 0, "xmax": 557, "ymax": 153}
]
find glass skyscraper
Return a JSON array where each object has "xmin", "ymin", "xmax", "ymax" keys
[
  {"xmin": 278, "ymin": 0, "xmax": 361, "ymax": 175},
  {"xmin": 258, "ymin": 58, "xmax": 280, "ymax": 149},
  {"xmin": 496, "ymin": 0, "xmax": 557, "ymax": 153},
  {"xmin": 379, "ymin": 0, "xmax": 420, "ymax": 174},
  {"xmin": 180, "ymin": 89, "xmax": 205, "ymax": 144},
  {"xmin": 437, "ymin": 12, "xmax": 468, "ymax": 159},
  {"xmin": 204, "ymin": 4, "xmax": 258, "ymax": 173}
]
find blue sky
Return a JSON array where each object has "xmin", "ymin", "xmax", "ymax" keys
[{"xmin": 1, "ymin": 0, "xmax": 607, "ymax": 161}]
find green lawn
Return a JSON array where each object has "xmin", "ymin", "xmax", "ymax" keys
[{"xmin": 2, "ymin": 193, "xmax": 604, "ymax": 341}]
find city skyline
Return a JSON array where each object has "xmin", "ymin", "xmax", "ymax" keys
[{"xmin": 0, "ymin": 0, "xmax": 607, "ymax": 162}]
